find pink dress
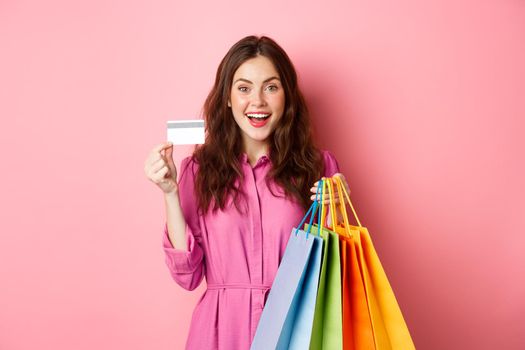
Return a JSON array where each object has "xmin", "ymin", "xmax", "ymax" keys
[{"xmin": 162, "ymin": 150, "xmax": 340, "ymax": 350}]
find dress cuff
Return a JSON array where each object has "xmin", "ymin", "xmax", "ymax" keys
[{"xmin": 162, "ymin": 222, "xmax": 204, "ymax": 274}]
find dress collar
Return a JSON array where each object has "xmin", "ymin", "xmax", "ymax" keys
[{"xmin": 240, "ymin": 153, "xmax": 270, "ymax": 167}]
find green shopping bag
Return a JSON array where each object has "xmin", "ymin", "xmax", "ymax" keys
[{"xmin": 305, "ymin": 177, "xmax": 343, "ymax": 350}]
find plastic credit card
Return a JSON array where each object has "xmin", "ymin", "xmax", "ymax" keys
[{"xmin": 166, "ymin": 120, "xmax": 205, "ymax": 145}]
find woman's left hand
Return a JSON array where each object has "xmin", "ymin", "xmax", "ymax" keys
[{"xmin": 310, "ymin": 173, "xmax": 351, "ymax": 204}]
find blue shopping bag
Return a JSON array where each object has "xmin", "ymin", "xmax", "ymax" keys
[{"xmin": 250, "ymin": 186, "xmax": 324, "ymax": 350}]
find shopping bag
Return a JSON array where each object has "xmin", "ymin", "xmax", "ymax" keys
[
  {"xmin": 326, "ymin": 178, "xmax": 375, "ymax": 350},
  {"xmin": 250, "ymin": 187, "xmax": 324, "ymax": 350},
  {"xmin": 339, "ymin": 233, "xmax": 375, "ymax": 349},
  {"xmin": 307, "ymin": 178, "xmax": 343, "ymax": 350},
  {"xmin": 332, "ymin": 176, "xmax": 416, "ymax": 350}
]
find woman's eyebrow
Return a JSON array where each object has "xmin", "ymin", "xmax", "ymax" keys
[{"xmin": 233, "ymin": 76, "xmax": 280, "ymax": 84}]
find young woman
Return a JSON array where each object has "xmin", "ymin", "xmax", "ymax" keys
[{"xmin": 144, "ymin": 35, "xmax": 350, "ymax": 350}]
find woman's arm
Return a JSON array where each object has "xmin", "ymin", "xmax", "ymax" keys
[
  {"xmin": 164, "ymin": 190, "xmax": 188, "ymax": 250},
  {"xmin": 162, "ymin": 157, "xmax": 205, "ymax": 291}
]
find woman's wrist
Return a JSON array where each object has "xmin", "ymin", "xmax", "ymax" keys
[{"xmin": 163, "ymin": 187, "xmax": 180, "ymax": 199}]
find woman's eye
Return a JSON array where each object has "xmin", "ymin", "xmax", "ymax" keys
[
  {"xmin": 238, "ymin": 86, "xmax": 249, "ymax": 92},
  {"xmin": 266, "ymin": 85, "xmax": 278, "ymax": 91}
]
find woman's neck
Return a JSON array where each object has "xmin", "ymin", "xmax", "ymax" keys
[{"xmin": 243, "ymin": 139, "xmax": 269, "ymax": 167}]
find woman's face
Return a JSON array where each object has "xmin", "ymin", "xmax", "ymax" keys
[{"xmin": 228, "ymin": 55, "xmax": 285, "ymax": 149}]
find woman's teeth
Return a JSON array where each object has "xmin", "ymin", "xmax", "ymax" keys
[{"xmin": 246, "ymin": 113, "xmax": 270, "ymax": 120}]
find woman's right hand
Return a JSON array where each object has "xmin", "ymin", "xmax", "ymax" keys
[{"xmin": 144, "ymin": 142, "xmax": 178, "ymax": 194}]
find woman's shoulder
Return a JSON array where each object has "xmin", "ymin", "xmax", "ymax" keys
[
  {"xmin": 319, "ymin": 149, "xmax": 338, "ymax": 165},
  {"xmin": 178, "ymin": 155, "xmax": 199, "ymax": 181},
  {"xmin": 319, "ymin": 149, "xmax": 340, "ymax": 177}
]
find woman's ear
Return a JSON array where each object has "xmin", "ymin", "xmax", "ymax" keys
[{"xmin": 227, "ymin": 100, "xmax": 231, "ymax": 108}]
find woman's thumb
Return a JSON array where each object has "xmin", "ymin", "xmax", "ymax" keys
[
  {"xmin": 165, "ymin": 144, "xmax": 176, "ymax": 166},
  {"xmin": 165, "ymin": 143, "xmax": 173, "ymax": 157}
]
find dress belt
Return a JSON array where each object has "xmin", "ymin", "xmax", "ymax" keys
[{"xmin": 207, "ymin": 283, "xmax": 271, "ymax": 290}]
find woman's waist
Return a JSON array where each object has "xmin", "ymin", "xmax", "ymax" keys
[{"xmin": 205, "ymin": 282, "xmax": 271, "ymax": 290}]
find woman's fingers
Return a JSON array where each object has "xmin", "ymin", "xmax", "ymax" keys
[
  {"xmin": 333, "ymin": 173, "xmax": 351, "ymax": 194},
  {"xmin": 310, "ymin": 174, "xmax": 351, "ymax": 202},
  {"xmin": 145, "ymin": 142, "xmax": 172, "ymax": 168},
  {"xmin": 150, "ymin": 157, "xmax": 167, "ymax": 173},
  {"xmin": 144, "ymin": 142, "xmax": 179, "ymax": 194},
  {"xmin": 151, "ymin": 165, "xmax": 170, "ymax": 183},
  {"xmin": 156, "ymin": 141, "xmax": 173, "ymax": 151},
  {"xmin": 310, "ymin": 192, "xmax": 343, "ymax": 202}
]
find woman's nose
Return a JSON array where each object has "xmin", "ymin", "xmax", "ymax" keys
[{"xmin": 250, "ymin": 89, "xmax": 267, "ymax": 106}]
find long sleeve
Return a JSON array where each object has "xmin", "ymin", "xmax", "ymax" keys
[{"xmin": 162, "ymin": 156, "xmax": 205, "ymax": 291}]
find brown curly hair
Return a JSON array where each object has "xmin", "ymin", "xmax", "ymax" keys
[{"xmin": 192, "ymin": 35, "xmax": 325, "ymax": 214}]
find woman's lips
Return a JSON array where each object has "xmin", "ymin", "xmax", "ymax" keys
[{"xmin": 246, "ymin": 114, "xmax": 271, "ymax": 128}]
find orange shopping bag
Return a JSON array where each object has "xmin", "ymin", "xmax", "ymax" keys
[{"xmin": 324, "ymin": 178, "xmax": 375, "ymax": 350}]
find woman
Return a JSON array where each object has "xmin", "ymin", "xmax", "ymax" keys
[{"xmin": 144, "ymin": 35, "xmax": 350, "ymax": 349}]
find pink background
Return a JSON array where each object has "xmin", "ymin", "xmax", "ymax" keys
[{"xmin": 1, "ymin": 0, "xmax": 524, "ymax": 349}]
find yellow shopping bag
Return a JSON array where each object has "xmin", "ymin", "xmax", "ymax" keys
[{"xmin": 329, "ymin": 176, "xmax": 416, "ymax": 350}]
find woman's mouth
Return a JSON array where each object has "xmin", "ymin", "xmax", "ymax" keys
[{"xmin": 246, "ymin": 113, "xmax": 271, "ymax": 128}]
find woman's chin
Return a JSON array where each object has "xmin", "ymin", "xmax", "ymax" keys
[{"xmin": 242, "ymin": 130, "xmax": 272, "ymax": 144}]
